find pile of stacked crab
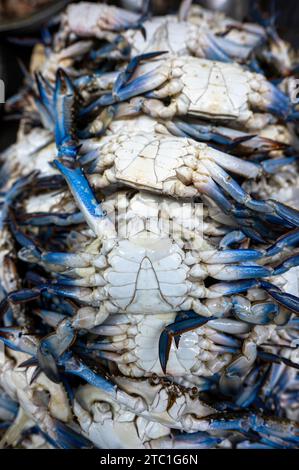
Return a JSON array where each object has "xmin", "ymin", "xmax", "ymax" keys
[{"xmin": 1, "ymin": 0, "xmax": 299, "ymax": 449}]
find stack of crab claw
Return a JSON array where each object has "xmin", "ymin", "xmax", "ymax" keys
[{"xmin": 1, "ymin": 0, "xmax": 299, "ymax": 449}]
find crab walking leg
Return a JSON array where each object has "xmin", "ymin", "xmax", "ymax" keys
[
  {"xmin": 163, "ymin": 119, "xmax": 290, "ymax": 154},
  {"xmin": 208, "ymin": 279, "xmax": 299, "ymax": 315},
  {"xmin": 146, "ymin": 432, "xmax": 223, "ymax": 449}
]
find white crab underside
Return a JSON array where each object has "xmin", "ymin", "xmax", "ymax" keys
[
  {"xmin": 179, "ymin": 58, "xmax": 250, "ymax": 119},
  {"xmin": 105, "ymin": 237, "xmax": 190, "ymax": 313}
]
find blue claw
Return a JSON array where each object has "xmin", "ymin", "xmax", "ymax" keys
[
  {"xmin": 258, "ymin": 351, "xmax": 299, "ymax": 371},
  {"xmin": 268, "ymin": 200, "xmax": 299, "ymax": 228},
  {"xmin": 89, "ymin": 35, "xmax": 131, "ymax": 61},
  {"xmin": 59, "ymin": 353, "xmax": 117, "ymax": 396},
  {"xmin": 112, "ymin": 51, "xmax": 167, "ymax": 99},
  {"xmin": 213, "ymin": 278, "xmax": 299, "ymax": 315},
  {"xmin": 260, "ymin": 281, "xmax": 299, "ymax": 314},
  {"xmin": 37, "ymin": 319, "xmax": 76, "ymax": 383},
  {"xmin": 273, "ymin": 254, "xmax": 299, "ymax": 275},
  {"xmin": 0, "ymin": 284, "xmax": 87, "ymax": 323},
  {"xmin": 0, "ymin": 327, "xmax": 37, "ymax": 356},
  {"xmin": 201, "ymin": 412, "xmax": 299, "ymax": 440},
  {"xmin": 53, "ymin": 160, "xmax": 109, "ymax": 236},
  {"xmin": 34, "ymin": 308, "xmax": 72, "ymax": 328},
  {"xmin": 159, "ymin": 311, "xmax": 215, "ymax": 373},
  {"xmin": 80, "ymin": 51, "xmax": 167, "ymax": 117},
  {"xmin": 232, "ymin": 296, "xmax": 279, "ymax": 324},
  {"xmin": 78, "ymin": 104, "xmax": 119, "ymax": 139},
  {"xmin": 209, "ymin": 280, "xmax": 260, "ymax": 296},
  {"xmin": 170, "ymin": 120, "xmax": 256, "ymax": 148},
  {"xmin": 0, "ymin": 289, "xmax": 42, "ymax": 319},
  {"xmin": 208, "ymin": 165, "xmax": 269, "ymax": 212},
  {"xmin": 202, "ymin": 163, "xmax": 299, "ymax": 230},
  {"xmin": 235, "ymin": 365, "xmax": 268, "ymax": 408},
  {"xmin": 40, "ymin": 252, "xmax": 88, "ymax": 267},
  {"xmin": 266, "ymin": 83, "xmax": 291, "ymax": 118},
  {"xmin": 35, "ymin": 72, "xmax": 54, "ymax": 120},
  {"xmin": 54, "ymin": 68, "xmax": 78, "ymax": 160},
  {"xmin": 266, "ymin": 228, "xmax": 299, "ymax": 256},
  {"xmin": 0, "ymin": 171, "xmax": 39, "ymax": 229},
  {"xmin": 197, "ymin": 33, "xmax": 233, "ymax": 63},
  {"xmin": 261, "ymin": 157, "xmax": 297, "ymax": 174},
  {"xmin": 8, "ymin": 211, "xmax": 41, "ymax": 259},
  {"xmin": 196, "ymin": 177, "xmax": 235, "ymax": 214},
  {"xmin": 220, "ymin": 231, "xmax": 247, "ymax": 249}
]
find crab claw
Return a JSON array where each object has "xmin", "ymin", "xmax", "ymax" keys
[
  {"xmin": 8, "ymin": 209, "xmax": 42, "ymax": 259},
  {"xmin": 112, "ymin": 51, "xmax": 168, "ymax": 99},
  {"xmin": 59, "ymin": 353, "xmax": 117, "ymax": 396},
  {"xmin": 258, "ymin": 351, "xmax": 299, "ymax": 371},
  {"xmin": 235, "ymin": 365, "xmax": 269, "ymax": 408},
  {"xmin": 37, "ymin": 344, "xmax": 61, "ymax": 384},
  {"xmin": 54, "ymin": 159, "xmax": 116, "ymax": 239},
  {"xmin": 158, "ymin": 311, "xmax": 215, "ymax": 374},
  {"xmin": 0, "ymin": 327, "xmax": 37, "ymax": 356},
  {"xmin": 170, "ymin": 119, "xmax": 291, "ymax": 156},
  {"xmin": 267, "ymin": 200, "xmax": 299, "ymax": 228},
  {"xmin": 89, "ymin": 35, "xmax": 131, "ymax": 62},
  {"xmin": 54, "ymin": 68, "xmax": 79, "ymax": 160},
  {"xmin": 260, "ymin": 281, "xmax": 299, "ymax": 315},
  {"xmin": 34, "ymin": 72, "xmax": 55, "ymax": 126},
  {"xmin": 37, "ymin": 319, "xmax": 77, "ymax": 384},
  {"xmin": 80, "ymin": 51, "xmax": 168, "ymax": 116},
  {"xmin": 232, "ymin": 296, "xmax": 280, "ymax": 325},
  {"xmin": 0, "ymin": 287, "xmax": 42, "ymax": 319},
  {"xmin": 266, "ymin": 227, "xmax": 299, "ymax": 257},
  {"xmin": 0, "ymin": 172, "xmax": 37, "ymax": 230}
]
